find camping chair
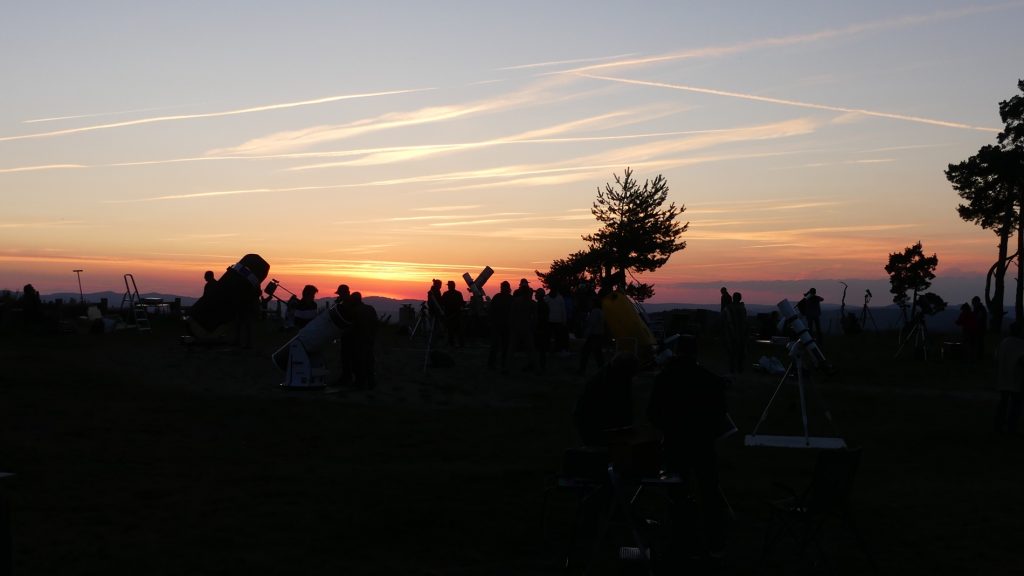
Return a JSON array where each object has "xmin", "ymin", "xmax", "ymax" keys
[{"xmin": 760, "ymin": 447, "xmax": 879, "ymax": 574}]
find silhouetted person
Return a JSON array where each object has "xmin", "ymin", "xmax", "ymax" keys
[
  {"xmin": 534, "ymin": 288, "xmax": 550, "ymax": 372},
  {"xmin": 441, "ymin": 280, "xmax": 465, "ymax": 348},
  {"xmin": 973, "ymin": 296, "xmax": 988, "ymax": 359},
  {"xmin": 799, "ymin": 287, "xmax": 824, "ymax": 340},
  {"xmin": 724, "ymin": 291, "xmax": 748, "ymax": 374},
  {"xmin": 350, "ymin": 291, "xmax": 377, "ymax": 389},
  {"xmin": 547, "ymin": 287, "xmax": 569, "ymax": 355},
  {"xmin": 20, "ymin": 284, "xmax": 42, "ymax": 327},
  {"xmin": 719, "ymin": 287, "xmax": 733, "ymax": 364},
  {"xmin": 203, "ymin": 271, "xmax": 216, "ymax": 299},
  {"xmin": 508, "ymin": 278, "xmax": 538, "ymax": 372},
  {"xmin": 573, "ymin": 352, "xmax": 639, "ymax": 447},
  {"xmin": 334, "ymin": 284, "xmax": 350, "ymax": 306},
  {"xmin": 291, "ymin": 285, "xmax": 319, "ymax": 329},
  {"xmin": 648, "ymin": 335, "xmax": 732, "ymax": 557},
  {"xmin": 956, "ymin": 302, "xmax": 977, "ymax": 361},
  {"xmin": 995, "ymin": 322, "xmax": 1024, "ymax": 434},
  {"xmin": 334, "ymin": 284, "xmax": 355, "ymax": 386},
  {"xmin": 427, "ymin": 279, "xmax": 444, "ymax": 325},
  {"xmin": 337, "ymin": 286, "xmax": 362, "ymax": 386},
  {"xmin": 467, "ymin": 289, "xmax": 486, "ymax": 341},
  {"xmin": 578, "ymin": 294, "xmax": 607, "ymax": 375},
  {"xmin": 572, "ymin": 283, "xmax": 596, "ymax": 339},
  {"xmin": 487, "ymin": 281, "xmax": 513, "ymax": 371}
]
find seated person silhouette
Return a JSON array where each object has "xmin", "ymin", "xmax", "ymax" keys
[{"xmin": 648, "ymin": 334, "xmax": 733, "ymax": 557}]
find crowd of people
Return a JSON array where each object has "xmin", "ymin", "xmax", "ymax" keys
[{"xmin": 420, "ymin": 276, "xmax": 609, "ymax": 376}]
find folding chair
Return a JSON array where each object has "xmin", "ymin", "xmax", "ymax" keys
[{"xmin": 760, "ymin": 447, "xmax": 879, "ymax": 574}]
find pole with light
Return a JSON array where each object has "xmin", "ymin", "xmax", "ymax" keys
[{"xmin": 72, "ymin": 269, "xmax": 84, "ymax": 304}]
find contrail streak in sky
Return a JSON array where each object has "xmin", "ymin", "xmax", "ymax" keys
[
  {"xmin": 0, "ymin": 88, "xmax": 433, "ymax": 143},
  {"xmin": 578, "ymin": 74, "xmax": 999, "ymax": 133}
]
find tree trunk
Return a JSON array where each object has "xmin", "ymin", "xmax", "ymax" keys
[
  {"xmin": 1017, "ymin": 214, "xmax": 1023, "ymax": 326},
  {"xmin": 991, "ymin": 225, "xmax": 1010, "ymax": 333}
]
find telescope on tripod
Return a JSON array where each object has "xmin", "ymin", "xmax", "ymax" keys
[{"xmin": 745, "ymin": 299, "xmax": 845, "ymax": 449}]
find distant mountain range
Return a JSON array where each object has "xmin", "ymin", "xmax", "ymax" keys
[{"xmin": 43, "ymin": 291, "xmax": 968, "ymax": 334}]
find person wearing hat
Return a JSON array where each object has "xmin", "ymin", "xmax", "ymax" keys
[
  {"xmin": 798, "ymin": 287, "xmax": 824, "ymax": 341},
  {"xmin": 514, "ymin": 278, "xmax": 533, "ymax": 299},
  {"xmin": 334, "ymin": 284, "xmax": 350, "ymax": 306}
]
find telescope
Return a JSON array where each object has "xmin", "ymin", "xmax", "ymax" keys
[
  {"xmin": 262, "ymin": 279, "xmax": 296, "ymax": 304},
  {"xmin": 272, "ymin": 305, "xmax": 350, "ymax": 388},
  {"xmin": 745, "ymin": 299, "xmax": 844, "ymax": 449},
  {"xmin": 462, "ymin": 266, "xmax": 494, "ymax": 299},
  {"xmin": 188, "ymin": 254, "xmax": 269, "ymax": 338},
  {"xmin": 776, "ymin": 299, "xmax": 829, "ymax": 368}
]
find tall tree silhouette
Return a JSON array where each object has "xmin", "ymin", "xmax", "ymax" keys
[
  {"xmin": 885, "ymin": 242, "xmax": 938, "ymax": 322},
  {"xmin": 946, "ymin": 145, "xmax": 1023, "ymax": 332},
  {"xmin": 999, "ymin": 80, "xmax": 1024, "ymax": 324},
  {"xmin": 998, "ymin": 79, "xmax": 1024, "ymax": 147},
  {"xmin": 948, "ymin": 79, "xmax": 1024, "ymax": 326},
  {"xmin": 581, "ymin": 168, "xmax": 688, "ymax": 301}
]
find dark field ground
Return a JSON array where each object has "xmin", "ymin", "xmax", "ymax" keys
[{"xmin": 1, "ymin": 313, "xmax": 1022, "ymax": 575}]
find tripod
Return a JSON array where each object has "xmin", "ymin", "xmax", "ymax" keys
[
  {"xmin": 859, "ymin": 291, "xmax": 878, "ymax": 332},
  {"xmin": 746, "ymin": 340, "xmax": 845, "ymax": 449},
  {"xmin": 895, "ymin": 315, "xmax": 928, "ymax": 359},
  {"xmin": 409, "ymin": 302, "xmax": 429, "ymax": 339},
  {"xmin": 409, "ymin": 303, "xmax": 439, "ymax": 372}
]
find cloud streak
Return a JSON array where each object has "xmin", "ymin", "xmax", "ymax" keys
[
  {"xmin": 559, "ymin": 2, "xmax": 1024, "ymax": 75},
  {"xmin": 210, "ymin": 76, "xmax": 587, "ymax": 156},
  {"xmin": 498, "ymin": 53, "xmax": 638, "ymax": 71},
  {"xmin": 0, "ymin": 88, "xmax": 433, "ymax": 143},
  {"xmin": 578, "ymin": 74, "xmax": 998, "ymax": 133},
  {"xmin": 0, "ymin": 164, "xmax": 85, "ymax": 174}
]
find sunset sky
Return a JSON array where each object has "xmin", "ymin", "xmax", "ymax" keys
[{"xmin": 3, "ymin": 1, "xmax": 1023, "ymax": 306}]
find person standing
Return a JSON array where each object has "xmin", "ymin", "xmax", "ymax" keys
[
  {"xmin": 578, "ymin": 297, "xmax": 607, "ymax": 375},
  {"xmin": 547, "ymin": 287, "xmax": 569, "ymax": 356},
  {"xmin": 19, "ymin": 284, "xmax": 43, "ymax": 328},
  {"xmin": 799, "ymin": 287, "xmax": 824, "ymax": 341},
  {"xmin": 972, "ymin": 296, "xmax": 988, "ymax": 360},
  {"xmin": 350, "ymin": 291, "xmax": 377, "ymax": 389},
  {"xmin": 334, "ymin": 284, "xmax": 357, "ymax": 386},
  {"xmin": 534, "ymin": 288, "xmax": 550, "ymax": 373},
  {"xmin": 725, "ymin": 292, "xmax": 748, "ymax": 374},
  {"xmin": 487, "ymin": 281, "xmax": 513, "ymax": 371},
  {"xmin": 956, "ymin": 303, "xmax": 978, "ymax": 361},
  {"xmin": 508, "ymin": 279, "xmax": 538, "ymax": 372},
  {"xmin": 441, "ymin": 280, "xmax": 466, "ymax": 348}
]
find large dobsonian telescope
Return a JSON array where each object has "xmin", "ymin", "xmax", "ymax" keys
[
  {"xmin": 272, "ymin": 305, "xmax": 350, "ymax": 388},
  {"xmin": 187, "ymin": 254, "xmax": 270, "ymax": 341}
]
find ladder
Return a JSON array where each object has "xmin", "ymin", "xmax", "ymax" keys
[{"xmin": 121, "ymin": 274, "xmax": 151, "ymax": 331}]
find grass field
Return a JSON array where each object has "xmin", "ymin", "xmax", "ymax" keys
[{"xmin": 1, "ymin": 313, "xmax": 1021, "ymax": 575}]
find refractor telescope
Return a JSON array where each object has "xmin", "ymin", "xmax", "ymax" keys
[
  {"xmin": 745, "ymin": 299, "xmax": 844, "ymax": 449},
  {"xmin": 776, "ymin": 299, "xmax": 828, "ymax": 368}
]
